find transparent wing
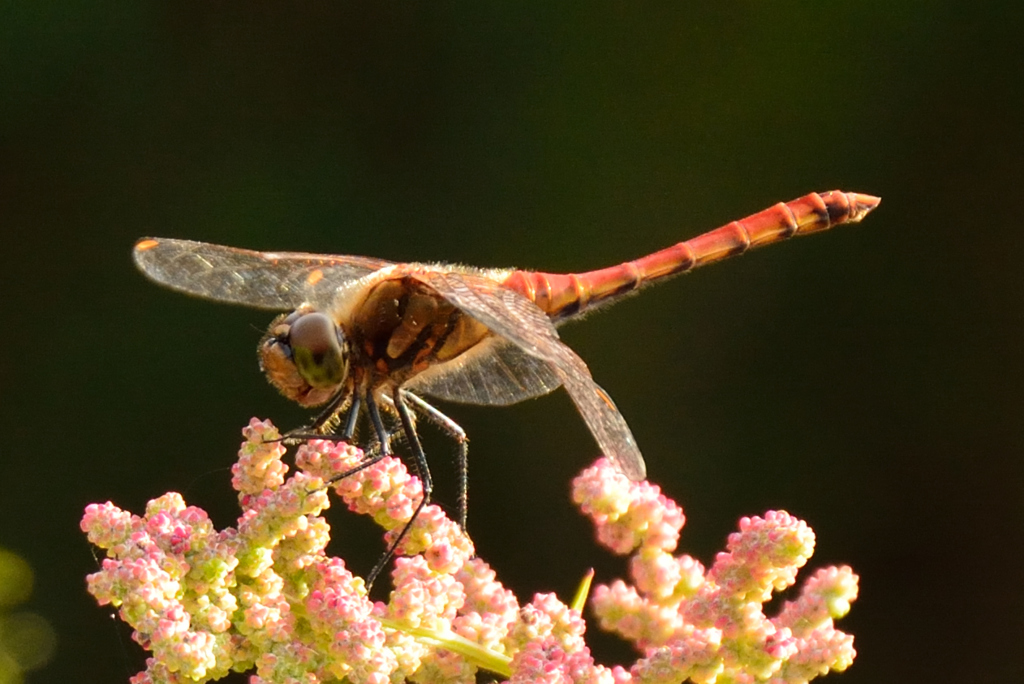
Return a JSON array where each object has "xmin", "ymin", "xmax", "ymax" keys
[
  {"xmin": 133, "ymin": 237, "xmax": 393, "ymax": 310},
  {"xmin": 406, "ymin": 336, "xmax": 563, "ymax": 406},
  {"xmin": 410, "ymin": 268, "xmax": 647, "ymax": 481}
]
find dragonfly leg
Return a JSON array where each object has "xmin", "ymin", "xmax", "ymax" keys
[
  {"xmin": 340, "ymin": 394, "xmax": 361, "ymax": 441},
  {"xmin": 365, "ymin": 391, "xmax": 392, "ymax": 455},
  {"xmin": 394, "ymin": 388, "xmax": 432, "ymax": 498},
  {"xmin": 281, "ymin": 391, "xmax": 354, "ymax": 444},
  {"xmin": 362, "ymin": 388, "xmax": 432, "ymax": 589},
  {"xmin": 402, "ymin": 391, "xmax": 469, "ymax": 531},
  {"xmin": 324, "ymin": 393, "xmax": 390, "ymax": 484}
]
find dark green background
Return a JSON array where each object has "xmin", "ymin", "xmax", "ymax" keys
[{"xmin": 3, "ymin": 2, "xmax": 1022, "ymax": 682}]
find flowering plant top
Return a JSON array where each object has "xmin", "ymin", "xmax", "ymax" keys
[{"xmin": 82, "ymin": 419, "xmax": 857, "ymax": 683}]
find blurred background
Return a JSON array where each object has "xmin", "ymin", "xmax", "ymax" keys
[{"xmin": 2, "ymin": 2, "xmax": 1022, "ymax": 682}]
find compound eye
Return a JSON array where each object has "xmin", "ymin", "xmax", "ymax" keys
[{"xmin": 288, "ymin": 312, "xmax": 348, "ymax": 389}]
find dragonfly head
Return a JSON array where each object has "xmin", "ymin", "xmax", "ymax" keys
[{"xmin": 259, "ymin": 306, "xmax": 350, "ymax": 407}]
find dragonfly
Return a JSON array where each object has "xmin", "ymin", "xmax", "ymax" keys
[{"xmin": 134, "ymin": 189, "xmax": 878, "ymax": 583}]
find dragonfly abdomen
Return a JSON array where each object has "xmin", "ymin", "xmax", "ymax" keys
[{"xmin": 508, "ymin": 190, "xmax": 879, "ymax": 321}]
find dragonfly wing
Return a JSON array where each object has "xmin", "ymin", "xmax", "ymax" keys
[
  {"xmin": 406, "ymin": 336, "xmax": 563, "ymax": 406},
  {"xmin": 133, "ymin": 238, "xmax": 393, "ymax": 310},
  {"xmin": 410, "ymin": 268, "xmax": 647, "ymax": 481}
]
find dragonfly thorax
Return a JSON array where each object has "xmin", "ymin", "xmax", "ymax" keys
[{"xmin": 347, "ymin": 276, "xmax": 492, "ymax": 386}]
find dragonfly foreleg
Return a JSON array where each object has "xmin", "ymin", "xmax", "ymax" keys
[
  {"xmin": 365, "ymin": 391, "xmax": 392, "ymax": 455},
  {"xmin": 324, "ymin": 393, "xmax": 391, "ymax": 485},
  {"xmin": 281, "ymin": 391, "xmax": 353, "ymax": 444},
  {"xmin": 340, "ymin": 394, "xmax": 362, "ymax": 441}
]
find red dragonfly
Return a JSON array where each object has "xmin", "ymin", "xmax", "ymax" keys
[{"xmin": 135, "ymin": 190, "xmax": 878, "ymax": 577}]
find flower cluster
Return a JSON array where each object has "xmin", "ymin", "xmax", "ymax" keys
[
  {"xmin": 83, "ymin": 419, "xmax": 857, "ymax": 683},
  {"xmin": 574, "ymin": 460, "xmax": 857, "ymax": 684}
]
